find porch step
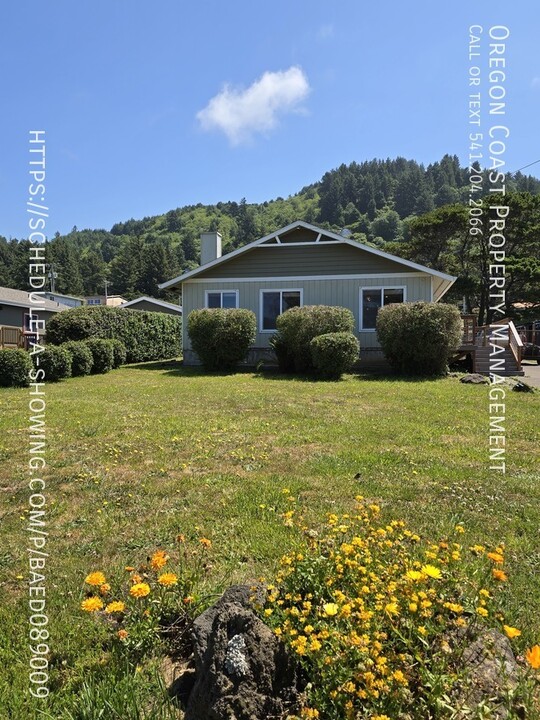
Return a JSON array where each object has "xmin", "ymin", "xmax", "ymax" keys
[{"xmin": 474, "ymin": 347, "xmax": 524, "ymax": 376}]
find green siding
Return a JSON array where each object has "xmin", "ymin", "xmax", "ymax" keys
[
  {"xmin": 200, "ymin": 244, "xmax": 412, "ymax": 279},
  {"xmin": 182, "ymin": 275, "xmax": 432, "ymax": 351}
]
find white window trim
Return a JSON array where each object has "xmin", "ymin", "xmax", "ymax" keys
[
  {"xmin": 204, "ymin": 289, "xmax": 239, "ymax": 309},
  {"xmin": 359, "ymin": 286, "xmax": 407, "ymax": 332},
  {"xmin": 259, "ymin": 288, "xmax": 303, "ymax": 333}
]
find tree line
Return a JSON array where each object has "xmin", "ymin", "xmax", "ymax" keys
[{"xmin": 0, "ymin": 154, "xmax": 538, "ymax": 322}]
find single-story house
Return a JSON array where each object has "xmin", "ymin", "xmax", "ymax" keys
[
  {"xmin": 159, "ymin": 221, "xmax": 457, "ymax": 366},
  {"xmin": 119, "ymin": 296, "xmax": 183, "ymax": 316},
  {"xmin": 44, "ymin": 291, "xmax": 84, "ymax": 308},
  {"xmin": 0, "ymin": 286, "xmax": 69, "ymax": 348}
]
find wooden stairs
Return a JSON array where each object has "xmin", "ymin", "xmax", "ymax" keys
[{"xmin": 456, "ymin": 316, "xmax": 525, "ymax": 377}]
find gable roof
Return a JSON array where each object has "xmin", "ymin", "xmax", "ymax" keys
[
  {"xmin": 0, "ymin": 286, "xmax": 70, "ymax": 312},
  {"xmin": 119, "ymin": 296, "xmax": 183, "ymax": 314},
  {"xmin": 159, "ymin": 221, "xmax": 456, "ymax": 292}
]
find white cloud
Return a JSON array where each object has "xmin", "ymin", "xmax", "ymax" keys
[{"xmin": 196, "ymin": 66, "xmax": 310, "ymax": 145}]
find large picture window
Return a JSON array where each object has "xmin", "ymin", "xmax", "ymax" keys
[
  {"xmin": 261, "ymin": 290, "xmax": 302, "ymax": 331},
  {"xmin": 360, "ymin": 287, "xmax": 405, "ymax": 330},
  {"xmin": 205, "ymin": 290, "xmax": 239, "ymax": 309}
]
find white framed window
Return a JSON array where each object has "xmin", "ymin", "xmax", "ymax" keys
[
  {"xmin": 260, "ymin": 289, "xmax": 302, "ymax": 332},
  {"xmin": 359, "ymin": 286, "xmax": 406, "ymax": 330},
  {"xmin": 205, "ymin": 290, "xmax": 239, "ymax": 309}
]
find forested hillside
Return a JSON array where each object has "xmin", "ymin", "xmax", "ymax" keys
[{"xmin": 1, "ymin": 154, "xmax": 539, "ymax": 322}]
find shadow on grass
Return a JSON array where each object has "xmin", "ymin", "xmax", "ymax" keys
[{"xmin": 124, "ymin": 360, "xmax": 444, "ymax": 384}]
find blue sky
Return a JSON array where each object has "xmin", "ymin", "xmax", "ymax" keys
[{"xmin": 1, "ymin": 1, "xmax": 539, "ymax": 238}]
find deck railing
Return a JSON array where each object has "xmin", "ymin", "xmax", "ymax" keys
[
  {"xmin": 461, "ymin": 315, "xmax": 477, "ymax": 345},
  {"xmin": 508, "ymin": 321, "xmax": 523, "ymax": 370}
]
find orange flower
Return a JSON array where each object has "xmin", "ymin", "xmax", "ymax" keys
[
  {"xmin": 486, "ymin": 552, "xmax": 504, "ymax": 564},
  {"xmin": 85, "ymin": 571, "xmax": 106, "ymax": 586},
  {"xmin": 99, "ymin": 583, "xmax": 111, "ymax": 595},
  {"xmin": 150, "ymin": 550, "xmax": 169, "ymax": 570},
  {"xmin": 492, "ymin": 569, "xmax": 508, "ymax": 582},
  {"xmin": 199, "ymin": 538, "xmax": 212, "ymax": 548},
  {"xmin": 131, "ymin": 573, "xmax": 143, "ymax": 584},
  {"xmin": 130, "ymin": 582, "xmax": 151, "ymax": 598},
  {"xmin": 124, "ymin": 566, "xmax": 135, "ymax": 572},
  {"xmin": 176, "ymin": 534, "xmax": 186, "ymax": 543},
  {"xmin": 525, "ymin": 645, "xmax": 540, "ymax": 669},
  {"xmin": 117, "ymin": 629, "xmax": 128, "ymax": 640}
]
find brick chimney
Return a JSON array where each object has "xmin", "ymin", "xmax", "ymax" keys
[{"xmin": 200, "ymin": 231, "xmax": 222, "ymax": 266}]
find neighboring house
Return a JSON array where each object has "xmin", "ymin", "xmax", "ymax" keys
[
  {"xmin": 85, "ymin": 294, "xmax": 127, "ymax": 307},
  {"xmin": 44, "ymin": 291, "xmax": 84, "ymax": 308},
  {"xmin": 0, "ymin": 286, "xmax": 69, "ymax": 348},
  {"xmin": 159, "ymin": 221, "xmax": 457, "ymax": 366},
  {"xmin": 119, "ymin": 296, "xmax": 183, "ymax": 316}
]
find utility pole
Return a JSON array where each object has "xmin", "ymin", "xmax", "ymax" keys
[
  {"xmin": 47, "ymin": 264, "xmax": 58, "ymax": 293},
  {"xmin": 104, "ymin": 279, "xmax": 109, "ymax": 301}
]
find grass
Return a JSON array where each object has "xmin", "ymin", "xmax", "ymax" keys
[{"xmin": 0, "ymin": 361, "xmax": 538, "ymax": 717}]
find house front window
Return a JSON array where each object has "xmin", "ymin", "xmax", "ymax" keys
[
  {"xmin": 261, "ymin": 290, "xmax": 302, "ymax": 331},
  {"xmin": 205, "ymin": 290, "xmax": 238, "ymax": 309},
  {"xmin": 360, "ymin": 287, "xmax": 405, "ymax": 330}
]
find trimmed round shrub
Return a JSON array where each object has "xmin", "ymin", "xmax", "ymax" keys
[
  {"xmin": 187, "ymin": 308, "xmax": 256, "ymax": 370},
  {"xmin": 37, "ymin": 345, "xmax": 72, "ymax": 382},
  {"xmin": 0, "ymin": 348, "xmax": 32, "ymax": 387},
  {"xmin": 376, "ymin": 301, "xmax": 463, "ymax": 376},
  {"xmin": 310, "ymin": 332, "xmax": 360, "ymax": 379},
  {"xmin": 84, "ymin": 338, "xmax": 115, "ymax": 374},
  {"xmin": 275, "ymin": 305, "xmax": 355, "ymax": 372},
  {"xmin": 45, "ymin": 306, "xmax": 181, "ymax": 363},
  {"xmin": 61, "ymin": 341, "xmax": 93, "ymax": 376},
  {"xmin": 110, "ymin": 338, "xmax": 127, "ymax": 368}
]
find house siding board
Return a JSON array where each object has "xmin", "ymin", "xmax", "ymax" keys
[
  {"xmin": 200, "ymin": 244, "xmax": 410, "ymax": 279},
  {"xmin": 182, "ymin": 275, "xmax": 431, "ymax": 352},
  {"xmin": 125, "ymin": 300, "xmax": 181, "ymax": 315}
]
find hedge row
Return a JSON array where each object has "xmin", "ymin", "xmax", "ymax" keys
[
  {"xmin": 45, "ymin": 306, "xmax": 181, "ymax": 363},
  {"xmin": 0, "ymin": 337, "xmax": 129, "ymax": 387}
]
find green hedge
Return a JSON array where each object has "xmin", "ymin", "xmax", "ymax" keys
[
  {"xmin": 310, "ymin": 332, "xmax": 360, "ymax": 379},
  {"xmin": 61, "ymin": 341, "xmax": 94, "ymax": 376},
  {"xmin": 187, "ymin": 308, "xmax": 256, "ymax": 370},
  {"xmin": 0, "ymin": 349, "xmax": 32, "ymax": 387},
  {"xmin": 45, "ymin": 306, "xmax": 181, "ymax": 363},
  {"xmin": 110, "ymin": 339, "xmax": 127, "ymax": 368},
  {"xmin": 376, "ymin": 301, "xmax": 463, "ymax": 375},
  {"xmin": 274, "ymin": 305, "xmax": 355, "ymax": 372},
  {"xmin": 85, "ymin": 338, "xmax": 115, "ymax": 374},
  {"xmin": 36, "ymin": 346, "xmax": 72, "ymax": 382}
]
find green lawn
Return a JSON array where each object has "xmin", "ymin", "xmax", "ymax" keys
[{"xmin": 0, "ymin": 362, "xmax": 538, "ymax": 718}]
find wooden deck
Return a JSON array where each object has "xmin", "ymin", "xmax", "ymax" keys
[{"xmin": 455, "ymin": 315, "xmax": 524, "ymax": 376}]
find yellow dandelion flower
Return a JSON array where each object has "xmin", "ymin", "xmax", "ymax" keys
[
  {"xmin": 384, "ymin": 602, "xmax": 399, "ymax": 616},
  {"xmin": 487, "ymin": 551, "xmax": 504, "ymax": 564},
  {"xmin": 99, "ymin": 583, "xmax": 111, "ymax": 595},
  {"xmin": 503, "ymin": 625, "xmax": 521, "ymax": 639},
  {"xmin": 199, "ymin": 537, "xmax": 212, "ymax": 548},
  {"xmin": 421, "ymin": 564, "xmax": 442, "ymax": 579},
  {"xmin": 85, "ymin": 571, "xmax": 106, "ymax": 586},
  {"xmin": 81, "ymin": 596, "xmax": 104, "ymax": 612},
  {"xmin": 323, "ymin": 602, "xmax": 339, "ymax": 617},
  {"xmin": 492, "ymin": 569, "xmax": 508, "ymax": 581},
  {"xmin": 157, "ymin": 572, "xmax": 178, "ymax": 586},
  {"xmin": 105, "ymin": 601, "xmax": 126, "ymax": 614},
  {"xmin": 130, "ymin": 582, "xmax": 151, "ymax": 598}
]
